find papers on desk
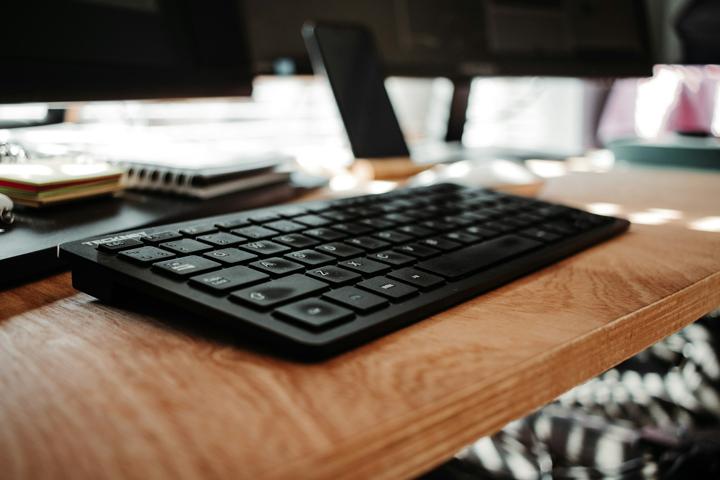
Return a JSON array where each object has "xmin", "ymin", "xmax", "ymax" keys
[
  {"xmin": 0, "ymin": 162, "xmax": 125, "ymax": 207},
  {"xmin": 9, "ymin": 124, "xmax": 296, "ymax": 199}
]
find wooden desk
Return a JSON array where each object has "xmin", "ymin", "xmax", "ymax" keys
[{"xmin": 2, "ymin": 167, "xmax": 719, "ymax": 480}]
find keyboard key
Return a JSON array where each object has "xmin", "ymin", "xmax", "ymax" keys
[
  {"xmin": 189, "ymin": 266, "xmax": 268, "ymax": 293},
  {"xmin": 465, "ymin": 226, "xmax": 501, "ymax": 239},
  {"xmin": 443, "ymin": 232, "xmax": 480, "ymax": 244},
  {"xmin": 306, "ymin": 265, "xmax": 361, "ymax": 286},
  {"xmin": 502, "ymin": 217, "xmax": 531, "ymax": 228},
  {"xmin": 376, "ymin": 204, "xmax": 401, "ymax": 213},
  {"xmin": 442, "ymin": 215, "xmax": 474, "ymax": 227},
  {"xmin": 397, "ymin": 225, "xmax": 434, "ymax": 237},
  {"xmin": 395, "ymin": 243, "xmax": 439, "ymax": 259},
  {"xmin": 118, "ymin": 246, "xmax": 175, "ymax": 265},
  {"xmin": 161, "ymin": 238, "xmax": 213, "ymax": 255},
  {"xmin": 373, "ymin": 230, "xmax": 412, "ymax": 244},
  {"xmin": 304, "ymin": 227, "xmax": 346, "ymax": 241},
  {"xmin": 573, "ymin": 212, "xmax": 609, "ymax": 226},
  {"xmin": 344, "ymin": 236, "xmax": 390, "ymax": 252},
  {"xmin": 322, "ymin": 286, "xmax": 388, "ymax": 313},
  {"xmin": 204, "ymin": 248, "xmax": 257, "ymax": 265},
  {"xmin": 542, "ymin": 219, "xmax": 578, "ymax": 235},
  {"xmin": 383, "ymin": 213, "xmax": 413, "ymax": 224},
  {"xmin": 215, "ymin": 218, "xmax": 250, "ymax": 231},
  {"xmin": 143, "ymin": 231, "xmax": 182, "ymax": 244},
  {"xmin": 232, "ymin": 225, "xmax": 279, "ymax": 240},
  {"xmin": 515, "ymin": 212, "xmax": 543, "ymax": 223},
  {"xmin": 333, "ymin": 223, "xmax": 373, "ymax": 235},
  {"xmin": 519, "ymin": 228, "xmax": 562, "ymax": 243},
  {"xmin": 460, "ymin": 212, "xmax": 491, "ymax": 223},
  {"xmin": 418, "ymin": 237, "xmax": 461, "ymax": 251},
  {"xmin": 273, "ymin": 233, "xmax": 319, "ymax": 249},
  {"xmin": 196, "ymin": 232, "xmax": 246, "ymax": 247},
  {"xmin": 386, "ymin": 199, "xmax": 416, "ymax": 210},
  {"xmin": 285, "ymin": 249, "xmax": 334, "ymax": 266},
  {"xmin": 230, "ymin": 274, "xmax": 327, "ymax": 310},
  {"xmin": 359, "ymin": 218, "xmax": 395, "ymax": 230},
  {"xmin": 422, "ymin": 220, "xmax": 455, "ymax": 231},
  {"xmin": 535, "ymin": 205, "xmax": 571, "ymax": 218},
  {"xmin": 180, "ymin": 225, "xmax": 217, "ymax": 236},
  {"xmin": 307, "ymin": 203, "xmax": 332, "ymax": 214},
  {"xmin": 275, "ymin": 299, "xmax": 354, "ymax": 331},
  {"xmin": 388, "ymin": 268, "xmax": 444, "ymax": 290},
  {"xmin": 248, "ymin": 212, "xmax": 280, "ymax": 223},
  {"xmin": 320, "ymin": 210, "xmax": 355, "ymax": 222},
  {"xmin": 368, "ymin": 250, "xmax": 415, "ymax": 266},
  {"xmin": 482, "ymin": 221, "xmax": 516, "ymax": 233},
  {"xmin": 358, "ymin": 276, "xmax": 418, "ymax": 301},
  {"xmin": 316, "ymin": 242, "xmax": 364, "ymax": 258},
  {"xmin": 480, "ymin": 208, "xmax": 505, "ymax": 219},
  {"xmin": 153, "ymin": 255, "xmax": 221, "ymax": 278},
  {"xmin": 417, "ymin": 234, "xmax": 541, "ymax": 280},
  {"xmin": 276, "ymin": 206, "xmax": 307, "ymax": 218},
  {"xmin": 350, "ymin": 206, "xmax": 382, "ymax": 218},
  {"xmin": 97, "ymin": 238, "xmax": 144, "ymax": 253},
  {"xmin": 249, "ymin": 257, "xmax": 304, "ymax": 277},
  {"xmin": 338, "ymin": 257, "xmax": 390, "ymax": 275},
  {"xmin": 404, "ymin": 209, "xmax": 435, "ymax": 221},
  {"xmin": 264, "ymin": 220, "xmax": 305, "ymax": 233},
  {"xmin": 238, "ymin": 240, "xmax": 290, "ymax": 257},
  {"xmin": 293, "ymin": 214, "xmax": 330, "ymax": 227}
]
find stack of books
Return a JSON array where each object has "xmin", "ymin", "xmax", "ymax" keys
[{"xmin": 0, "ymin": 162, "xmax": 125, "ymax": 207}]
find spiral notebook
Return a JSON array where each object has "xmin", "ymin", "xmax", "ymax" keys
[{"xmin": 104, "ymin": 142, "xmax": 294, "ymax": 199}]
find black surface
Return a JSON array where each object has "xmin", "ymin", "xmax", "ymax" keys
[
  {"xmin": 60, "ymin": 183, "xmax": 630, "ymax": 359},
  {"xmin": 246, "ymin": 0, "xmax": 652, "ymax": 78},
  {"xmin": 677, "ymin": 0, "xmax": 720, "ymax": 64},
  {"xmin": 0, "ymin": 182, "xmax": 295, "ymax": 287},
  {"xmin": 0, "ymin": 0, "xmax": 252, "ymax": 103},
  {"xmin": 303, "ymin": 23, "xmax": 410, "ymax": 159},
  {"xmin": 445, "ymin": 79, "xmax": 471, "ymax": 143}
]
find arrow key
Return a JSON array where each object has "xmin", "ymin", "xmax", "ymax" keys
[{"xmin": 275, "ymin": 299, "xmax": 354, "ymax": 331}]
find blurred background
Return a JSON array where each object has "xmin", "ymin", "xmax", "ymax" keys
[{"xmin": 2, "ymin": 2, "xmax": 720, "ymax": 476}]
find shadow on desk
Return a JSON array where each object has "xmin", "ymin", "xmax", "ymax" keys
[
  {"xmin": 0, "ymin": 273, "xmax": 77, "ymax": 322},
  {"xmin": 90, "ymin": 291, "xmax": 316, "ymax": 363}
]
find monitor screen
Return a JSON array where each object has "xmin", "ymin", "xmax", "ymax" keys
[
  {"xmin": 0, "ymin": 0, "xmax": 253, "ymax": 103},
  {"xmin": 245, "ymin": 0, "xmax": 652, "ymax": 78}
]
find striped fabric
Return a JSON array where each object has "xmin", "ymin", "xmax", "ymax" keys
[{"xmin": 425, "ymin": 308, "xmax": 720, "ymax": 480}]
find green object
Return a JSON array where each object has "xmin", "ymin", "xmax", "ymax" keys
[{"xmin": 608, "ymin": 135, "xmax": 720, "ymax": 170}]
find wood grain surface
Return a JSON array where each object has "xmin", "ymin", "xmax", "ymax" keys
[{"xmin": 1, "ymin": 167, "xmax": 720, "ymax": 480}]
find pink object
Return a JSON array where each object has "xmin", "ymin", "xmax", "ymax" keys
[{"xmin": 598, "ymin": 65, "xmax": 720, "ymax": 144}]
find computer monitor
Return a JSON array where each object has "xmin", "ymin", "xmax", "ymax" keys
[
  {"xmin": 0, "ymin": 0, "xmax": 253, "ymax": 104},
  {"xmin": 245, "ymin": 0, "xmax": 653, "ymax": 78},
  {"xmin": 245, "ymin": 0, "xmax": 652, "ymax": 145}
]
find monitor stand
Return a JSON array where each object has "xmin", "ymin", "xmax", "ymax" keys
[
  {"xmin": 304, "ymin": 23, "xmax": 493, "ymax": 179},
  {"xmin": 445, "ymin": 79, "xmax": 471, "ymax": 144},
  {"xmin": 347, "ymin": 76, "xmax": 527, "ymax": 179}
]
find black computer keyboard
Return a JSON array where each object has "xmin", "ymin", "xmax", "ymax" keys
[{"xmin": 60, "ymin": 183, "xmax": 629, "ymax": 358}]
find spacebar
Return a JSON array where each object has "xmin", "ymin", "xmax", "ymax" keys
[{"xmin": 416, "ymin": 234, "xmax": 543, "ymax": 280}]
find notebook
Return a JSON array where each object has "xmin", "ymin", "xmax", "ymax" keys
[
  {"xmin": 96, "ymin": 141, "xmax": 294, "ymax": 199},
  {"xmin": 0, "ymin": 161, "xmax": 125, "ymax": 207}
]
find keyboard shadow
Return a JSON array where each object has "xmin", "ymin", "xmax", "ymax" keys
[{"xmin": 92, "ymin": 294, "xmax": 329, "ymax": 364}]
